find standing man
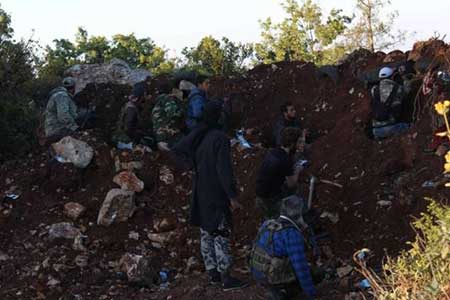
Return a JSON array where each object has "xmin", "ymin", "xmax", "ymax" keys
[
  {"xmin": 251, "ymin": 196, "xmax": 317, "ymax": 300},
  {"xmin": 273, "ymin": 102, "xmax": 301, "ymax": 147},
  {"xmin": 112, "ymin": 83, "xmax": 146, "ymax": 144},
  {"xmin": 152, "ymin": 80, "xmax": 195, "ymax": 151},
  {"xmin": 371, "ymin": 67, "xmax": 409, "ymax": 139},
  {"xmin": 44, "ymin": 77, "xmax": 80, "ymax": 143},
  {"xmin": 172, "ymin": 100, "xmax": 248, "ymax": 291},
  {"xmin": 256, "ymin": 127, "xmax": 304, "ymax": 218},
  {"xmin": 186, "ymin": 75, "xmax": 210, "ymax": 130}
]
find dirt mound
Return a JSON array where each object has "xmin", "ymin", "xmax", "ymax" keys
[{"xmin": 1, "ymin": 40, "xmax": 450, "ymax": 300}]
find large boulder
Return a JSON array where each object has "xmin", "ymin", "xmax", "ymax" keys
[
  {"xmin": 97, "ymin": 189, "xmax": 136, "ymax": 226},
  {"xmin": 66, "ymin": 59, "xmax": 152, "ymax": 94},
  {"xmin": 52, "ymin": 136, "xmax": 94, "ymax": 168},
  {"xmin": 113, "ymin": 171, "xmax": 144, "ymax": 192}
]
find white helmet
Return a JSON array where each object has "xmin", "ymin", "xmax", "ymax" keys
[{"xmin": 379, "ymin": 67, "xmax": 394, "ymax": 79}]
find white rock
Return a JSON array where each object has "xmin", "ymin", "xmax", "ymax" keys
[
  {"xmin": 97, "ymin": 189, "xmax": 136, "ymax": 226},
  {"xmin": 52, "ymin": 137, "xmax": 94, "ymax": 168}
]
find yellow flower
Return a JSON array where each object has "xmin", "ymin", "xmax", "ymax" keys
[
  {"xmin": 444, "ymin": 163, "xmax": 450, "ymax": 173},
  {"xmin": 446, "ymin": 152, "xmax": 450, "ymax": 163},
  {"xmin": 436, "ymin": 131, "xmax": 450, "ymax": 137},
  {"xmin": 435, "ymin": 102, "xmax": 450, "ymax": 115}
]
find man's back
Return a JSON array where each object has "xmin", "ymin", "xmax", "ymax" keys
[
  {"xmin": 152, "ymin": 94, "xmax": 185, "ymax": 143},
  {"xmin": 256, "ymin": 148, "xmax": 293, "ymax": 198},
  {"xmin": 187, "ymin": 88, "xmax": 207, "ymax": 129},
  {"xmin": 45, "ymin": 87, "xmax": 78, "ymax": 137}
]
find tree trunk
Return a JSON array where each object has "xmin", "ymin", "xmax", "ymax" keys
[{"xmin": 366, "ymin": 0, "xmax": 375, "ymax": 52}]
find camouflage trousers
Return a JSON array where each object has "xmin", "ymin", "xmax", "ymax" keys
[{"xmin": 200, "ymin": 218, "xmax": 233, "ymax": 273}]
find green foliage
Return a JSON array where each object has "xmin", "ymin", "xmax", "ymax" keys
[
  {"xmin": 0, "ymin": 6, "xmax": 38, "ymax": 162},
  {"xmin": 182, "ymin": 36, "xmax": 254, "ymax": 76},
  {"xmin": 368, "ymin": 199, "xmax": 450, "ymax": 300},
  {"xmin": 345, "ymin": 0, "xmax": 406, "ymax": 52},
  {"xmin": 39, "ymin": 27, "xmax": 175, "ymax": 82},
  {"xmin": 255, "ymin": 0, "xmax": 351, "ymax": 65}
]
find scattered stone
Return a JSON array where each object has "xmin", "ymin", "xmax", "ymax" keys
[
  {"xmin": 73, "ymin": 234, "xmax": 88, "ymax": 251},
  {"xmin": 185, "ymin": 256, "xmax": 200, "ymax": 273},
  {"xmin": 153, "ymin": 216, "xmax": 177, "ymax": 233},
  {"xmin": 75, "ymin": 255, "xmax": 89, "ymax": 268},
  {"xmin": 320, "ymin": 211, "xmax": 340, "ymax": 224},
  {"xmin": 337, "ymin": 265, "xmax": 353, "ymax": 278},
  {"xmin": 129, "ymin": 231, "xmax": 140, "ymax": 241},
  {"xmin": 377, "ymin": 200, "xmax": 393, "ymax": 207},
  {"xmin": 64, "ymin": 202, "xmax": 86, "ymax": 220},
  {"xmin": 113, "ymin": 171, "xmax": 144, "ymax": 192},
  {"xmin": 48, "ymin": 222, "xmax": 81, "ymax": 240},
  {"xmin": 52, "ymin": 136, "xmax": 94, "ymax": 168},
  {"xmin": 148, "ymin": 231, "xmax": 176, "ymax": 246},
  {"xmin": 97, "ymin": 189, "xmax": 136, "ymax": 226},
  {"xmin": 159, "ymin": 166, "xmax": 174, "ymax": 185},
  {"xmin": 0, "ymin": 251, "xmax": 10, "ymax": 261},
  {"xmin": 119, "ymin": 253, "xmax": 155, "ymax": 286},
  {"xmin": 47, "ymin": 277, "xmax": 61, "ymax": 287},
  {"xmin": 122, "ymin": 161, "xmax": 144, "ymax": 171}
]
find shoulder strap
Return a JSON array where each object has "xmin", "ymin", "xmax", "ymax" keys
[{"xmin": 385, "ymin": 83, "xmax": 400, "ymax": 108}]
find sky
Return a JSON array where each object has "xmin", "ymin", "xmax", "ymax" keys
[{"xmin": 1, "ymin": 0, "xmax": 449, "ymax": 56}]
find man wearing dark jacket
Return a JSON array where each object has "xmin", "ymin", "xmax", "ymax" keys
[
  {"xmin": 112, "ymin": 83, "xmax": 146, "ymax": 144},
  {"xmin": 186, "ymin": 75, "xmax": 210, "ymax": 130},
  {"xmin": 273, "ymin": 102, "xmax": 301, "ymax": 146},
  {"xmin": 172, "ymin": 100, "xmax": 248, "ymax": 291},
  {"xmin": 256, "ymin": 127, "xmax": 304, "ymax": 218}
]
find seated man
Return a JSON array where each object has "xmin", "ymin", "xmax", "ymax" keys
[
  {"xmin": 273, "ymin": 102, "xmax": 301, "ymax": 147},
  {"xmin": 186, "ymin": 75, "xmax": 210, "ymax": 130},
  {"xmin": 44, "ymin": 77, "xmax": 80, "ymax": 143},
  {"xmin": 256, "ymin": 127, "xmax": 304, "ymax": 218},
  {"xmin": 112, "ymin": 83, "xmax": 146, "ymax": 145},
  {"xmin": 371, "ymin": 67, "xmax": 410, "ymax": 139},
  {"xmin": 152, "ymin": 80, "xmax": 195, "ymax": 151},
  {"xmin": 251, "ymin": 196, "xmax": 317, "ymax": 300}
]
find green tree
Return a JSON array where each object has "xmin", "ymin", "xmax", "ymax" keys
[
  {"xmin": 182, "ymin": 36, "xmax": 253, "ymax": 76},
  {"xmin": 255, "ymin": 0, "xmax": 351, "ymax": 65},
  {"xmin": 39, "ymin": 28, "xmax": 175, "ymax": 81},
  {"xmin": 0, "ymin": 6, "xmax": 38, "ymax": 162},
  {"xmin": 345, "ymin": 0, "xmax": 406, "ymax": 52}
]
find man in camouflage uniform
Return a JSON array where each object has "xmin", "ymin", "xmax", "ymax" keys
[
  {"xmin": 44, "ymin": 77, "xmax": 80, "ymax": 142},
  {"xmin": 371, "ymin": 67, "xmax": 409, "ymax": 139},
  {"xmin": 152, "ymin": 80, "xmax": 195, "ymax": 151}
]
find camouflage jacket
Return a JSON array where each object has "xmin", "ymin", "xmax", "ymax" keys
[
  {"xmin": 152, "ymin": 94, "xmax": 186, "ymax": 144},
  {"xmin": 44, "ymin": 87, "xmax": 79, "ymax": 137}
]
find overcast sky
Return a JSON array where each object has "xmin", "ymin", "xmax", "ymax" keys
[{"xmin": 1, "ymin": 0, "xmax": 449, "ymax": 56}]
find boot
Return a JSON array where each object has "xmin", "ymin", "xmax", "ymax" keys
[
  {"xmin": 221, "ymin": 273, "xmax": 248, "ymax": 291},
  {"xmin": 207, "ymin": 269, "xmax": 221, "ymax": 286}
]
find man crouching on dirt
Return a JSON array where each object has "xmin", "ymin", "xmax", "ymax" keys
[
  {"xmin": 251, "ymin": 196, "xmax": 317, "ymax": 300},
  {"xmin": 172, "ymin": 100, "xmax": 248, "ymax": 291},
  {"xmin": 44, "ymin": 77, "xmax": 80, "ymax": 143},
  {"xmin": 255, "ymin": 127, "xmax": 305, "ymax": 218}
]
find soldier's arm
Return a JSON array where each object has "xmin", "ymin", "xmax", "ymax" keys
[{"xmin": 56, "ymin": 95, "xmax": 78, "ymax": 131}]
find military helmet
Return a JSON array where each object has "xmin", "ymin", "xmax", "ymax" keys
[
  {"xmin": 379, "ymin": 67, "xmax": 394, "ymax": 79},
  {"xmin": 279, "ymin": 195, "xmax": 306, "ymax": 226},
  {"xmin": 62, "ymin": 77, "xmax": 76, "ymax": 88}
]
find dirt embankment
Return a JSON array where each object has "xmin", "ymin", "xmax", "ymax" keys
[{"xmin": 0, "ymin": 39, "xmax": 449, "ymax": 300}]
